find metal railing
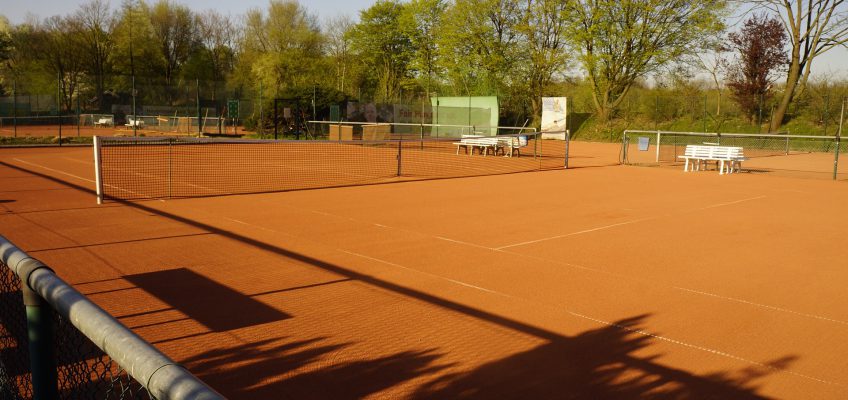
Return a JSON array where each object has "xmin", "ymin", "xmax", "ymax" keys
[{"xmin": 0, "ymin": 235, "xmax": 225, "ymax": 400}]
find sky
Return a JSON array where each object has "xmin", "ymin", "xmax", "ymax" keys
[{"xmin": 1, "ymin": 0, "xmax": 846, "ymax": 80}]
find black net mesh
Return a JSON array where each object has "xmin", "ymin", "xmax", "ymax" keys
[{"xmin": 97, "ymin": 133, "xmax": 568, "ymax": 201}]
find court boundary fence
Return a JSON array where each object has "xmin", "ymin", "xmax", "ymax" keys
[
  {"xmin": 0, "ymin": 235, "xmax": 225, "ymax": 399},
  {"xmin": 621, "ymin": 129, "xmax": 842, "ymax": 180}
]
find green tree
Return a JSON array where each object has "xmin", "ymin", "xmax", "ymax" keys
[
  {"xmin": 0, "ymin": 16, "xmax": 13, "ymax": 93},
  {"xmin": 437, "ymin": 0, "xmax": 522, "ymax": 96},
  {"xmin": 518, "ymin": 0, "xmax": 570, "ymax": 125},
  {"xmin": 402, "ymin": 0, "xmax": 447, "ymax": 95},
  {"xmin": 348, "ymin": 0, "xmax": 414, "ymax": 102},
  {"xmin": 238, "ymin": 0, "xmax": 325, "ymax": 96},
  {"xmin": 112, "ymin": 0, "xmax": 163, "ymax": 79},
  {"xmin": 149, "ymin": 0, "xmax": 199, "ymax": 86},
  {"xmin": 565, "ymin": 0, "xmax": 727, "ymax": 120}
]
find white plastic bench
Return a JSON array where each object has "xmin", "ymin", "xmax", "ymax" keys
[
  {"xmin": 679, "ymin": 145, "xmax": 746, "ymax": 175},
  {"xmin": 454, "ymin": 135, "xmax": 500, "ymax": 156},
  {"xmin": 94, "ymin": 117, "xmax": 113, "ymax": 127},
  {"xmin": 497, "ymin": 135, "xmax": 528, "ymax": 157},
  {"xmin": 125, "ymin": 118, "xmax": 144, "ymax": 129}
]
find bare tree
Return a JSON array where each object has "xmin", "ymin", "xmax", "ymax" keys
[
  {"xmin": 74, "ymin": 0, "xmax": 114, "ymax": 110},
  {"xmin": 324, "ymin": 15, "xmax": 354, "ymax": 92},
  {"xmin": 198, "ymin": 10, "xmax": 237, "ymax": 98},
  {"xmin": 149, "ymin": 0, "xmax": 199, "ymax": 86},
  {"xmin": 751, "ymin": 0, "xmax": 848, "ymax": 131}
]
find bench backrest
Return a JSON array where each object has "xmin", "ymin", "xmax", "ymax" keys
[
  {"xmin": 684, "ymin": 144, "xmax": 744, "ymax": 159},
  {"xmin": 461, "ymin": 137, "xmax": 499, "ymax": 146}
]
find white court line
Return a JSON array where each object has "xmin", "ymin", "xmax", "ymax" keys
[
  {"xmin": 336, "ymin": 248, "xmax": 844, "ymax": 388},
  {"xmin": 496, "ymin": 195, "xmax": 767, "ymax": 250},
  {"xmin": 305, "ymin": 200, "xmax": 848, "ymax": 329},
  {"xmin": 496, "ymin": 217, "xmax": 656, "ymax": 250},
  {"xmin": 13, "ymin": 158, "xmax": 161, "ymax": 201},
  {"xmin": 699, "ymin": 195, "xmax": 767, "ymax": 210},
  {"xmin": 158, "ymin": 200, "xmax": 847, "ymax": 388}
]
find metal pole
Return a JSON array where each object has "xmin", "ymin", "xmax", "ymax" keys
[
  {"xmin": 132, "ymin": 75, "xmax": 137, "ymax": 137},
  {"xmin": 564, "ymin": 130, "xmax": 570, "ymax": 169},
  {"xmin": 396, "ymin": 140, "xmax": 402, "ymax": 177},
  {"xmin": 259, "ymin": 81, "xmax": 263, "ymax": 137},
  {"xmin": 274, "ymin": 99, "xmax": 278, "ymax": 140},
  {"xmin": 76, "ymin": 88, "xmax": 81, "ymax": 137},
  {"xmin": 13, "ymin": 79, "xmax": 17, "ymax": 138},
  {"xmin": 655, "ymin": 131, "xmax": 661, "ymax": 163},
  {"xmin": 834, "ymin": 98, "xmax": 844, "ymax": 181},
  {"xmin": 20, "ymin": 260, "xmax": 59, "ymax": 400},
  {"xmin": 703, "ymin": 94, "xmax": 707, "ymax": 133},
  {"xmin": 196, "ymin": 79, "xmax": 201, "ymax": 137},
  {"xmin": 57, "ymin": 71, "xmax": 62, "ymax": 146}
]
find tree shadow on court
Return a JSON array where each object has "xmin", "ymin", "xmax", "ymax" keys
[
  {"xmin": 169, "ymin": 313, "xmax": 789, "ymax": 399},
  {"xmin": 4, "ymin": 161, "xmax": 799, "ymax": 399},
  {"xmin": 179, "ymin": 336, "xmax": 449, "ymax": 399},
  {"xmin": 411, "ymin": 314, "xmax": 791, "ymax": 400}
]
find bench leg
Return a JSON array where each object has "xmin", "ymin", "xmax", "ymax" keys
[
  {"xmin": 684, "ymin": 158, "xmax": 689, "ymax": 172},
  {"xmin": 719, "ymin": 160, "xmax": 725, "ymax": 175}
]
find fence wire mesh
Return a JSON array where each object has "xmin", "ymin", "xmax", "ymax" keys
[
  {"xmin": 0, "ymin": 259, "xmax": 153, "ymax": 400},
  {"xmin": 621, "ymin": 130, "xmax": 844, "ymax": 180}
]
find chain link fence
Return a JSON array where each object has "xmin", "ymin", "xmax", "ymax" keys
[{"xmin": 0, "ymin": 235, "xmax": 224, "ymax": 399}]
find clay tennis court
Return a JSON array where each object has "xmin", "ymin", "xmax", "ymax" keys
[{"xmin": 1, "ymin": 141, "xmax": 847, "ymax": 399}]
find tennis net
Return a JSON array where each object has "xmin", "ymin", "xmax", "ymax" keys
[{"xmin": 94, "ymin": 132, "xmax": 568, "ymax": 202}]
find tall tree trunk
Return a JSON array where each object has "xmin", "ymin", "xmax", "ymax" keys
[{"xmin": 770, "ymin": 44, "xmax": 802, "ymax": 132}]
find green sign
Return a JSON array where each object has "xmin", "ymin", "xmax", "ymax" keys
[
  {"xmin": 329, "ymin": 104, "xmax": 340, "ymax": 121},
  {"xmin": 227, "ymin": 99, "xmax": 239, "ymax": 118}
]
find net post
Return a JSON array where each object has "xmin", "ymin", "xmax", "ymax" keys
[
  {"xmin": 622, "ymin": 130, "xmax": 628, "ymax": 165},
  {"xmin": 397, "ymin": 140, "xmax": 402, "ymax": 177},
  {"xmin": 655, "ymin": 130, "xmax": 661, "ymax": 163},
  {"xmin": 564, "ymin": 130, "xmax": 570, "ymax": 169},
  {"xmin": 196, "ymin": 79, "xmax": 202, "ymax": 137},
  {"xmin": 93, "ymin": 136, "xmax": 104, "ymax": 204},
  {"xmin": 168, "ymin": 138, "xmax": 173, "ymax": 199}
]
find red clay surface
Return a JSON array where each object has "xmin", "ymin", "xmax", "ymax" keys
[{"xmin": 2, "ymin": 141, "xmax": 848, "ymax": 399}]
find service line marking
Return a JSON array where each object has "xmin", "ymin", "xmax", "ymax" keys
[{"xmin": 496, "ymin": 194, "xmax": 767, "ymax": 250}]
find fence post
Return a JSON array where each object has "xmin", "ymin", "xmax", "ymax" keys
[
  {"xmin": 131, "ymin": 75, "xmax": 137, "ymax": 137},
  {"xmin": 20, "ymin": 259, "xmax": 59, "ymax": 400},
  {"xmin": 57, "ymin": 71, "xmax": 62, "ymax": 147},
  {"xmin": 835, "ymin": 98, "xmax": 844, "ymax": 181},
  {"xmin": 703, "ymin": 94, "xmax": 708, "ymax": 133},
  {"xmin": 76, "ymin": 89, "xmax": 81, "ymax": 137},
  {"xmin": 12, "ymin": 78, "xmax": 17, "ymax": 138}
]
